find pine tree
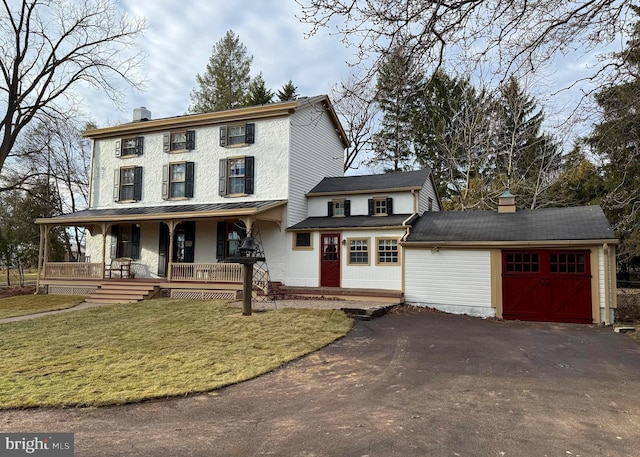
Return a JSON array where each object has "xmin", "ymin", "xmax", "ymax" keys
[
  {"xmin": 245, "ymin": 73, "xmax": 274, "ymax": 106},
  {"xmin": 491, "ymin": 76, "xmax": 562, "ymax": 208},
  {"xmin": 189, "ymin": 31, "xmax": 253, "ymax": 113},
  {"xmin": 277, "ymin": 80, "xmax": 299, "ymax": 101},
  {"xmin": 370, "ymin": 48, "xmax": 425, "ymax": 172}
]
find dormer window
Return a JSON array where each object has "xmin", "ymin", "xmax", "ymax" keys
[
  {"xmin": 328, "ymin": 199, "xmax": 350, "ymax": 217},
  {"xmin": 368, "ymin": 197, "xmax": 393, "ymax": 216}
]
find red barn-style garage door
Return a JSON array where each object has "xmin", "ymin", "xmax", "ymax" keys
[{"xmin": 502, "ymin": 250, "xmax": 592, "ymax": 323}]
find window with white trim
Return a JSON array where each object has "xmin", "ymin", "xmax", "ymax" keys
[{"xmin": 348, "ymin": 238, "xmax": 370, "ymax": 265}]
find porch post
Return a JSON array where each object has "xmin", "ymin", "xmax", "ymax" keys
[
  {"xmin": 100, "ymin": 223, "xmax": 111, "ymax": 278},
  {"xmin": 35, "ymin": 224, "xmax": 45, "ymax": 293},
  {"xmin": 42, "ymin": 225, "xmax": 50, "ymax": 278},
  {"xmin": 166, "ymin": 221, "xmax": 177, "ymax": 282}
]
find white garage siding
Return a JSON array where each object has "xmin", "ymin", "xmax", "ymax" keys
[{"xmin": 404, "ymin": 248, "xmax": 494, "ymax": 318}]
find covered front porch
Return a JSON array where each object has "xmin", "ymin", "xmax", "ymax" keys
[{"xmin": 34, "ymin": 200, "xmax": 286, "ymax": 298}]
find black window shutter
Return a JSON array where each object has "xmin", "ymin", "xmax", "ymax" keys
[
  {"xmin": 219, "ymin": 159, "xmax": 227, "ymax": 196},
  {"xmin": 245, "ymin": 123, "xmax": 255, "ymax": 144},
  {"xmin": 244, "ymin": 156, "xmax": 254, "ymax": 194},
  {"xmin": 368, "ymin": 199, "xmax": 374, "ymax": 215},
  {"xmin": 110, "ymin": 225, "xmax": 118, "ymax": 258},
  {"xmin": 219, "ymin": 126, "xmax": 227, "ymax": 146},
  {"xmin": 131, "ymin": 225, "xmax": 141, "ymax": 259},
  {"xmin": 133, "ymin": 167, "xmax": 143, "ymax": 201},
  {"xmin": 185, "ymin": 162, "xmax": 195, "ymax": 198},
  {"xmin": 186, "ymin": 130, "xmax": 195, "ymax": 150},
  {"xmin": 163, "ymin": 133, "xmax": 171, "ymax": 152},
  {"xmin": 216, "ymin": 221, "xmax": 226, "ymax": 259},
  {"xmin": 135, "ymin": 136, "xmax": 144, "ymax": 155},
  {"xmin": 184, "ymin": 221, "xmax": 195, "ymax": 262},
  {"xmin": 387, "ymin": 197, "xmax": 393, "ymax": 215},
  {"xmin": 327, "ymin": 201, "xmax": 334, "ymax": 217},
  {"xmin": 344, "ymin": 199, "xmax": 351, "ymax": 216}
]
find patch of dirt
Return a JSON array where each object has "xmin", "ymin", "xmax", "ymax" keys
[
  {"xmin": 0, "ymin": 285, "xmax": 36, "ymax": 298},
  {"xmin": 617, "ymin": 288, "xmax": 640, "ymax": 324},
  {"xmin": 389, "ymin": 304, "xmax": 444, "ymax": 314}
]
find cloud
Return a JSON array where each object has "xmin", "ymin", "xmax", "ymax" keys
[{"xmin": 81, "ymin": 0, "xmax": 354, "ymax": 126}]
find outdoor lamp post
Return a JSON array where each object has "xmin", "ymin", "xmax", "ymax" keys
[{"xmin": 235, "ymin": 236, "xmax": 265, "ymax": 316}]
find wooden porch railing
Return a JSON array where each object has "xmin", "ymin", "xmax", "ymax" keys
[
  {"xmin": 42, "ymin": 261, "xmax": 244, "ymax": 283},
  {"xmin": 44, "ymin": 262, "xmax": 104, "ymax": 279},
  {"xmin": 170, "ymin": 262, "xmax": 243, "ymax": 283}
]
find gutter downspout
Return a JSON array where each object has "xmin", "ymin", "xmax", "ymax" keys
[{"xmin": 603, "ymin": 243, "xmax": 611, "ymax": 325}]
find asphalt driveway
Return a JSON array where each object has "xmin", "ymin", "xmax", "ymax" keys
[{"xmin": 2, "ymin": 308, "xmax": 640, "ymax": 456}]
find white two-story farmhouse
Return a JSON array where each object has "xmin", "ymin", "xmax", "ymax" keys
[{"xmin": 35, "ymin": 95, "xmax": 618, "ymax": 324}]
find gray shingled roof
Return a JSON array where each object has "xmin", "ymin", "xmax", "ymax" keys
[
  {"xmin": 288, "ymin": 214, "xmax": 415, "ymax": 230},
  {"xmin": 37, "ymin": 200, "xmax": 286, "ymax": 224},
  {"xmin": 405, "ymin": 205, "xmax": 616, "ymax": 243},
  {"xmin": 307, "ymin": 169, "xmax": 431, "ymax": 195}
]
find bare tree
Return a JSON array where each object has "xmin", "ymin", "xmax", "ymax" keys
[
  {"xmin": 296, "ymin": 0, "xmax": 631, "ymax": 88},
  {"xmin": 0, "ymin": 0, "xmax": 146, "ymax": 175},
  {"xmin": 331, "ymin": 74, "xmax": 379, "ymax": 171}
]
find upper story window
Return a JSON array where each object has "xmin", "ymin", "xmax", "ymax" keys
[
  {"xmin": 219, "ymin": 156, "xmax": 255, "ymax": 196},
  {"xmin": 327, "ymin": 199, "xmax": 350, "ymax": 217},
  {"xmin": 368, "ymin": 197, "xmax": 393, "ymax": 216},
  {"xmin": 219, "ymin": 123, "xmax": 255, "ymax": 147},
  {"xmin": 163, "ymin": 130, "xmax": 195, "ymax": 153},
  {"xmin": 114, "ymin": 166, "xmax": 143, "ymax": 202},
  {"xmin": 162, "ymin": 162, "xmax": 194, "ymax": 199},
  {"xmin": 116, "ymin": 136, "xmax": 143, "ymax": 157}
]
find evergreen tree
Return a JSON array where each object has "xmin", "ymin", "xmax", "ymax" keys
[
  {"xmin": 245, "ymin": 73, "xmax": 274, "ymax": 106},
  {"xmin": 370, "ymin": 48, "xmax": 425, "ymax": 172},
  {"xmin": 491, "ymin": 76, "xmax": 562, "ymax": 209},
  {"xmin": 589, "ymin": 5, "xmax": 640, "ymax": 266},
  {"xmin": 277, "ymin": 80, "xmax": 299, "ymax": 101},
  {"xmin": 189, "ymin": 30, "xmax": 252, "ymax": 113}
]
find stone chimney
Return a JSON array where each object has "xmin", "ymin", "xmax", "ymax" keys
[
  {"xmin": 498, "ymin": 190, "xmax": 516, "ymax": 213},
  {"xmin": 133, "ymin": 107, "xmax": 151, "ymax": 122}
]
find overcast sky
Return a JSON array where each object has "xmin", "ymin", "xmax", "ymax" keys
[
  {"xmin": 79, "ymin": 0, "xmax": 625, "ymax": 155},
  {"xmin": 83, "ymin": 0, "xmax": 353, "ymax": 127}
]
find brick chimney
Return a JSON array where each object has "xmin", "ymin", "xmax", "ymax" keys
[{"xmin": 498, "ymin": 190, "xmax": 516, "ymax": 213}]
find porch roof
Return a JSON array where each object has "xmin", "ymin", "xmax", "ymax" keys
[
  {"xmin": 287, "ymin": 214, "xmax": 416, "ymax": 230},
  {"xmin": 36, "ymin": 200, "xmax": 287, "ymax": 225}
]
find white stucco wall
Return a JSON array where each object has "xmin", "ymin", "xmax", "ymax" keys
[
  {"xmin": 90, "ymin": 117, "xmax": 291, "ymax": 209},
  {"xmin": 404, "ymin": 248, "xmax": 494, "ymax": 317}
]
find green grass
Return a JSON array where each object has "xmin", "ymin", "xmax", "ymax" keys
[
  {"xmin": 0, "ymin": 271, "xmax": 38, "ymax": 285},
  {"xmin": 0, "ymin": 299, "xmax": 353, "ymax": 409},
  {"xmin": 0, "ymin": 295, "xmax": 85, "ymax": 319}
]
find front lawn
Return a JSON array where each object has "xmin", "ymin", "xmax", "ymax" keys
[
  {"xmin": 0, "ymin": 299, "xmax": 352, "ymax": 409},
  {"xmin": 0, "ymin": 294, "xmax": 85, "ymax": 319}
]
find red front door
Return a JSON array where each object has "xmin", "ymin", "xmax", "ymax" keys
[
  {"xmin": 320, "ymin": 233, "xmax": 340, "ymax": 287},
  {"xmin": 502, "ymin": 250, "xmax": 592, "ymax": 323}
]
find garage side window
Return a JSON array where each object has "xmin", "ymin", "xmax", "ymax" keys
[{"xmin": 505, "ymin": 253, "xmax": 539, "ymax": 273}]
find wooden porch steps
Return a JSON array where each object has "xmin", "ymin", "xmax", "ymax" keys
[{"xmin": 85, "ymin": 282, "xmax": 161, "ymax": 305}]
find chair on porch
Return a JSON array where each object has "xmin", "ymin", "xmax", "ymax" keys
[{"xmin": 105, "ymin": 257, "xmax": 133, "ymax": 279}]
